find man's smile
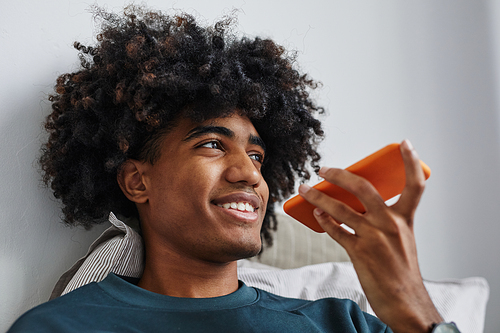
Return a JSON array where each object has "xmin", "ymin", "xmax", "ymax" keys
[
  {"xmin": 211, "ymin": 191, "xmax": 262, "ymax": 223},
  {"xmin": 211, "ymin": 192, "xmax": 261, "ymax": 212},
  {"xmin": 217, "ymin": 202, "xmax": 255, "ymax": 212}
]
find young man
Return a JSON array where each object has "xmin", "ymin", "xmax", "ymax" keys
[{"xmin": 9, "ymin": 5, "xmax": 456, "ymax": 332}]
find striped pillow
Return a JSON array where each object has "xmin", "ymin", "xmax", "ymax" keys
[{"xmin": 50, "ymin": 213, "xmax": 143, "ymax": 299}]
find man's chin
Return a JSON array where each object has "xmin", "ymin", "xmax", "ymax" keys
[
  {"xmin": 234, "ymin": 245, "xmax": 262, "ymax": 260},
  {"xmin": 217, "ymin": 240, "xmax": 262, "ymax": 263}
]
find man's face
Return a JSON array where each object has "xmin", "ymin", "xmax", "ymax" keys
[{"xmin": 138, "ymin": 113, "xmax": 269, "ymax": 263}]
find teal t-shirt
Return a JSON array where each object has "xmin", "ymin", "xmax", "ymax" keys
[{"xmin": 9, "ymin": 273, "xmax": 391, "ymax": 332}]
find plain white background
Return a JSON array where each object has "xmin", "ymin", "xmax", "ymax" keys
[{"xmin": 1, "ymin": 0, "xmax": 499, "ymax": 331}]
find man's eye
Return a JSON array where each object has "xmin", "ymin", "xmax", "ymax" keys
[
  {"xmin": 249, "ymin": 153, "xmax": 264, "ymax": 163},
  {"xmin": 199, "ymin": 140, "xmax": 222, "ymax": 150}
]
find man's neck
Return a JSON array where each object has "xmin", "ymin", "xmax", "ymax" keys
[{"xmin": 137, "ymin": 245, "xmax": 240, "ymax": 299}]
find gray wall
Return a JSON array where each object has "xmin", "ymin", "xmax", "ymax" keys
[{"xmin": 1, "ymin": 1, "xmax": 499, "ymax": 331}]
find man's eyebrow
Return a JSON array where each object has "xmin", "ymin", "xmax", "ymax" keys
[
  {"xmin": 249, "ymin": 134, "xmax": 266, "ymax": 152},
  {"xmin": 183, "ymin": 126, "xmax": 234, "ymax": 142},
  {"xmin": 183, "ymin": 125, "xmax": 266, "ymax": 152}
]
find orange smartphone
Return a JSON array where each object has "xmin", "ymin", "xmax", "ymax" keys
[{"xmin": 283, "ymin": 143, "xmax": 431, "ymax": 233}]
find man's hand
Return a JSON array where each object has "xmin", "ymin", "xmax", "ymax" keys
[{"xmin": 298, "ymin": 140, "xmax": 442, "ymax": 333}]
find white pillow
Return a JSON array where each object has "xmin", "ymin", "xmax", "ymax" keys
[{"xmin": 237, "ymin": 260, "xmax": 489, "ymax": 333}]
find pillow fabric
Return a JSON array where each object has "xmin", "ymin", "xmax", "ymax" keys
[
  {"xmin": 237, "ymin": 260, "xmax": 489, "ymax": 333},
  {"xmin": 50, "ymin": 213, "xmax": 489, "ymax": 332},
  {"xmin": 249, "ymin": 213, "xmax": 350, "ymax": 268},
  {"xmin": 50, "ymin": 213, "xmax": 144, "ymax": 299}
]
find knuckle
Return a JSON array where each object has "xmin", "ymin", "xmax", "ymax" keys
[
  {"xmin": 322, "ymin": 167, "xmax": 341, "ymax": 180},
  {"xmin": 304, "ymin": 187, "xmax": 329, "ymax": 207},
  {"xmin": 383, "ymin": 216, "xmax": 407, "ymax": 236},
  {"xmin": 385, "ymin": 220, "xmax": 402, "ymax": 236},
  {"xmin": 308, "ymin": 187, "xmax": 323, "ymax": 201},
  {"xmin": 350, "ymin": 179, "xmax": 373, "ymax": 195},
  {"xmin": 335, "ymin": 202, "xmax": 352, "ymax": 216},
  {"xmin": 408, "ymin": 178, "xmax": 425, "ymax": 192}
]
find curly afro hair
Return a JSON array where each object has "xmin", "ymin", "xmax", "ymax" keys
[{"xmin": 40, "ymin": 5, "xmax": 324, "ymax": 248}]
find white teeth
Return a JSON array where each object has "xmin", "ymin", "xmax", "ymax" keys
[
  {"xmin": 217, "ymin": 202, "xmax": 255, "ymax": 212},
  {"xmin": 245, "ymin": 203, "xmax": 253, "ymax": 212}
]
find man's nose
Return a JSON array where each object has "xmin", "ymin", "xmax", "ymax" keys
[{"xmin": 224, "ymin": 152, "xmax": 262, "ymax": 186}]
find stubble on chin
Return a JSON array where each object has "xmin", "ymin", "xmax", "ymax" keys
[{"xmin": 203, "ymin": 234, "xmax": 263, "ymax": 263}]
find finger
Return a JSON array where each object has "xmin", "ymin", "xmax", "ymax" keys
[
  {"xmin": 299, "ymin": 184, "xmax": 364, "ymax": 231},
  {"xmin": 392, "ymin": 140, "xmax": 425, "ymax": 224},
  {"xmin": 313, "ymin": 208, "xmax": 356, "ymax": 249},
  {"xmin": 318, "ymin": 167, "xmax": 386, "ymax": 214}
]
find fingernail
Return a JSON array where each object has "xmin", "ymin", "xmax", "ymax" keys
[
  {"xmin": 319, "ymin": 166, "xmax": 330, "ymax": 176},
  {"xmin": 403, "ymin": 139, "xmax": 414, "ymax": 150},
  {"xmin": 299, "ymin": 184, "xmax": 311, "ymax": 194},
  {"xmin": 314, "ymin": 208, "xmax": 324, "ymax": 216}
]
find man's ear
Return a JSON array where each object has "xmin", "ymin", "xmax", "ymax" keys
[{"xmin": 117, "ymin": 160, "xmax": 148, "ymax": 204}]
